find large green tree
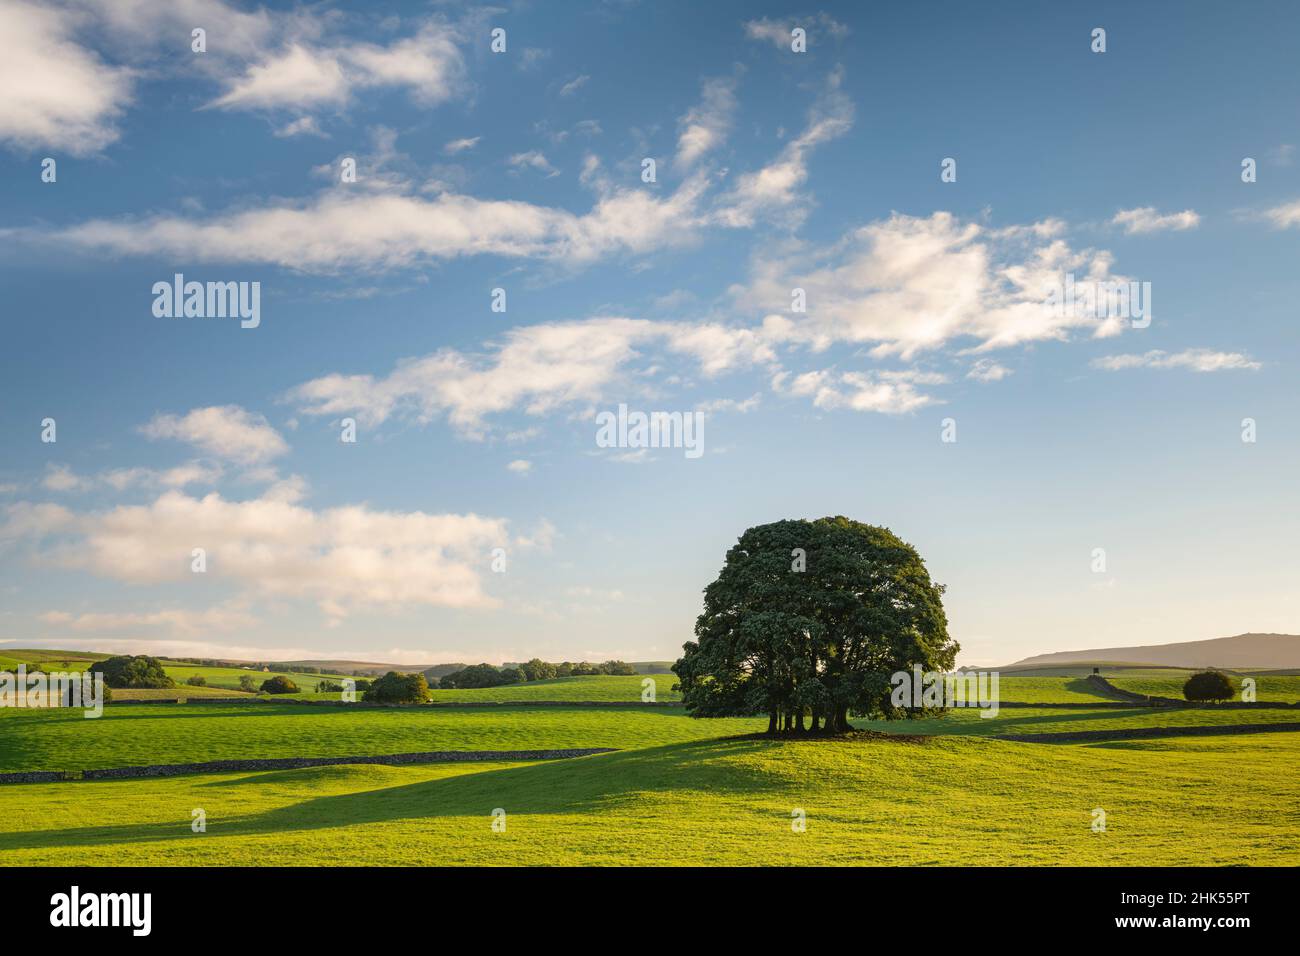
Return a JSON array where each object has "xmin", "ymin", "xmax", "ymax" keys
[
  {"xmin": 89, "ymin": 655, "xmax": 176, "ymax": 689},
  {"xmin": 674, "ymin": 517, "xmax": 957, "ymax": 734}
]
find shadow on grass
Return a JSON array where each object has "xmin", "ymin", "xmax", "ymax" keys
[{"xmin": 0, "ymin": 738, "xmax": 780, "ymax": 853}]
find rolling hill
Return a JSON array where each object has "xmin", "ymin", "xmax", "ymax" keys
[{"xmin": 1004, "ymin": 633, "xmax": 1300, "ymax": 671}]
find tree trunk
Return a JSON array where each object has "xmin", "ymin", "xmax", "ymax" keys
[
  {"xmin": 767, "ymin": 710, "xmax": 778, "ymax": 735},
  {"xmin": 795, "ymin": 711, "xmax": 806, "ymax": 733},
  {"xmin": 810, "ymin": 712, "xmax": 820, "ymax": 733}
]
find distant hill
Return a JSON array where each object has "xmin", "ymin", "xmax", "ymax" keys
[{"xmin": 1005, "ymin": 633, "xmax": 1300, "ymax": 671}]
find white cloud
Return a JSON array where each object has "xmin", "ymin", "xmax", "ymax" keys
[
  {"xmin": 675, "ymin": 74, "xmax": 738, "ymax": 170},
  {"xmin": 288, "ymin": 318, "xmax": 667, "ymax": 434},
  {"xmin": 743, "ymin": 15, "xmax": 848, "ymax": 49},
  {"xmin": 40, "ymin": 603, "xmax": 255, "ymax": 636},
  {"xmin": 1111, "ymin": 206, "xmax": 1200, "ymax": 235},
  {"xmin": 507, "ymin": 459, "xmax": 532, "ymax": 474},
  {"xmin": 42, "ymin": 461, "xmax": 222, "ymax": 493},
  {"xmin": 778, "ymin": 368, "xmax": 942, "ymax": 415},
  {"xmin": 443, "ymin": 136, "xmax": 480, "ymax": 155},
  {"xmin": 7, "ymin": 488, "xmax": 518, "ymax": 621},
  {"xmin": 208, "ymin": 21, "xmax": 464, "ymax": 113},
  {"xmin": 1261, "ymin": 199, "xmax": 1300, "ymax": 229},
  {"xmin": 0, "ymin": 0, "xmax": 135, "ymax": 155},
  {"xmin": 1091, "ymin": 349, "xmax": 1261, "ymax": 372},
  {"xmin": 558, "ymin": 74, "xmax": 589, "ymax": 97},
  {"xmin": 274, "ymin": 115, "xmax": 325, "ymax": 138},
  {"xmin": 967, "ymin": 359, "xmax": 1012, "ymax": 383},
  {"xmin": 140, "ymin": 405, "xmax": 288, "ymax": 465},
  {"xmin": 507, "ymin": 150, "xmax": 560, "ymax": 178},
  {"xmin": 287, "ymin": 316, "xmax": 781, "ymax": 436},
  {"xmin": 42, "ymin": 464, "xmax": 90, "ymax": 493},
  {"xmin": 713, "ymin": 68, "xmax": 852, "ymax": 227},
  {"xmin": 736, "ymin": 211, "xmax": 1129, "ymax": 358},
  {"xmin": 48, "ymin": 176, "xmax": 710, "ymax": 272}
]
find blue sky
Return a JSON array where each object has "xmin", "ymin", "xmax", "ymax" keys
[{"xmin": 1, "ymin": 0, "xmax": 1298, "ymax": 667}]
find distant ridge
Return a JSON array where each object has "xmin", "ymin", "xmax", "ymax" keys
[{"xmin": 1005, "ymin": 633, "xmax": 1300, "ymax": 670}]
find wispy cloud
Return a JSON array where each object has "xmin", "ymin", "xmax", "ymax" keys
[
  {"xmin": 1111, "ymin": 206, "xmax": 1200, "ymax": 235},
  {"xmin": 1091, "ymin": 349, "xmax": 1261, "ymax": 372}
]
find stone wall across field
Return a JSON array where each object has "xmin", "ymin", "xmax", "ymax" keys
[
  {"xmin": 0, "ymin": 748, "xmax": 617, "ymax": 785},
  {"xmin": 1084, "ymin": 674, "xmax": 1299, "ymax": 709},
  {"xmin": 994, "ymin": 721, "xmax": 1300, "ymax": 744}
]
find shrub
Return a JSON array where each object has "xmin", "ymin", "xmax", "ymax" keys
[
  {"xmin": 601, "ymin": 660, "xmax": 637, "ymax": 676},
  {"xmin": 260, "ymin": 675, "xmax": 300, "ymax": 694},
  {"xmin": 316, "ymin": 678, "xmax": 344, "ymax": 693},
  {"xmin": 363, "ymin": 671, "xmax": 431, "ymax": 704},
  {"xmin": 238, "ymin": 675, "xmax": 257, "ymax": 692},
  {"xmin": 1184, "ymin": 670, "xmax": 1235, "ymax": 702},
  {"xmin": 186, "ymin": 675, "xmax": 207, "ymax": 687},
  {"xmin": 89, "ymin": 655, "xmax": 176, "ymax": 689}
]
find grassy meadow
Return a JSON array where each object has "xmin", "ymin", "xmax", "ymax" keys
[
  {"xmin": 1, "ymin": 660, "xmax": 1297, "ymax": 866},
  {"xmin": 0, "ymin": 732, "xmax": 1294, "ymax": 866}
]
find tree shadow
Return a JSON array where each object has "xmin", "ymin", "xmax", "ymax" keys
[{"xmin": 0, "ymin": 738, "xmax": 780, "ymax": 853}]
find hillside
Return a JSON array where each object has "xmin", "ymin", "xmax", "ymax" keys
[{"xmin": 1005, "ymin": 633, "xmax": 1300, "ymax": 670}]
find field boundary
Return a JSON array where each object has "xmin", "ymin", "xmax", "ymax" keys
[
  {"xmin": 105, "ymin": 697, "xmax": 681, "ymax": 708},
  {"xmin": 992, "ymin": 721, "xmax": 1300, "ymax": 744},
  {"xmin": 1085, "ymin": 673, "xmax": 1299, "ymax": 708},
  {"xmin": 0, "ymin": 748, "xmax": 617, "ymax": 785}
]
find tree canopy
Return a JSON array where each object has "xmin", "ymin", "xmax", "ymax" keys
[
  {"xmin": 673, "ymin": 517, "xmax": 957, "ymax": 734},
  {"xmin": 363, "ymin": 671, "xmax": 431, "ymax": 703},
  {"xmin": 260, "ymin": 675, "xmax": 299, "ymax": 694},
  {"xmin": 1183, "ymin": 670, "xmax": 1235, "ymax": 702},
  {"xmin": 89, "ymin": 655, "xmax": 176, "ymax": 689}
]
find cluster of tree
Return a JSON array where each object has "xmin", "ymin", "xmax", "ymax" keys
[
  {"xmin": 260, "ymin": 675, "xmax": 299, "ymax": 694},
  {"xmin": 363, "ymin": 671, "xmax": 431, "ymax": 703},
  {"xmin": 185, "ymin": 675, "xmax": 207, "ymax": 687},
  {"xmin": 434, "ymin": 659, "xmax": 638, "ymax": 689},
  {"xmin": 1183, "ymin": 670, "xmax": 1235, "ymax": 702},
  {"xmin": 238, "ymin": 674, "xmax": 258, "ymax": 693},
  {"xmin": 89, "ymin": 655, "xmax": 177, "ymax": 689},
  {"xmin": 674, "ymin": 517, "xmax": 957, "ymax": 735},
  {"xmin": 438, "ymin": 663, "xmax": 523, "ymax": 689}
]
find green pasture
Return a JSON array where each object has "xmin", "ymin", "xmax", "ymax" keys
[{"xmin": 0, "ymin": 731, "xmax": 1294, "ymax": 866}]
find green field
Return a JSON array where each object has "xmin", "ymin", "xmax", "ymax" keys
[
  {"xmin": 1108, "ymin": 675, "xmax": 1300, "ymax": 703},
  {"xmin": 0, "ymin": 703, "xmax": 766, "ymax": 773},
  {"xmin": 995, "ymin": 676, "xmax": 1113, "ymax": 703},
  {"xmin": 0, "ymin": 650, "xmax": 341, "ymax": 693},
  {"xmin": 4, "ymin": 697, "xmax": 1298, "ymax": 774},
  {"xmin": 3, "ymin": 652, "xmax": 1297, "ymax": 867},
  {"xmin": 0, "ymin": 731, "xmax": 1294, "ymax": 866}
]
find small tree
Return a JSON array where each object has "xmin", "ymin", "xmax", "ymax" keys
[
  {"xmin": 186, "ymin": 674, "xmax": 207, "ymax": 687},
  {"xmin": 363, "ymin": 671, "xmax": 431, "ymax": 704},
  {"xmin": 1183, "ymin": 670, "xmax": 1234, "ymax": 703},
  {"xmin": 238, "ymin": 675, "xmax": 257, "ymax": 692},
  {"xmin": 260, "ymin": 675, "xmax": 299, "ymax": 694}
]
